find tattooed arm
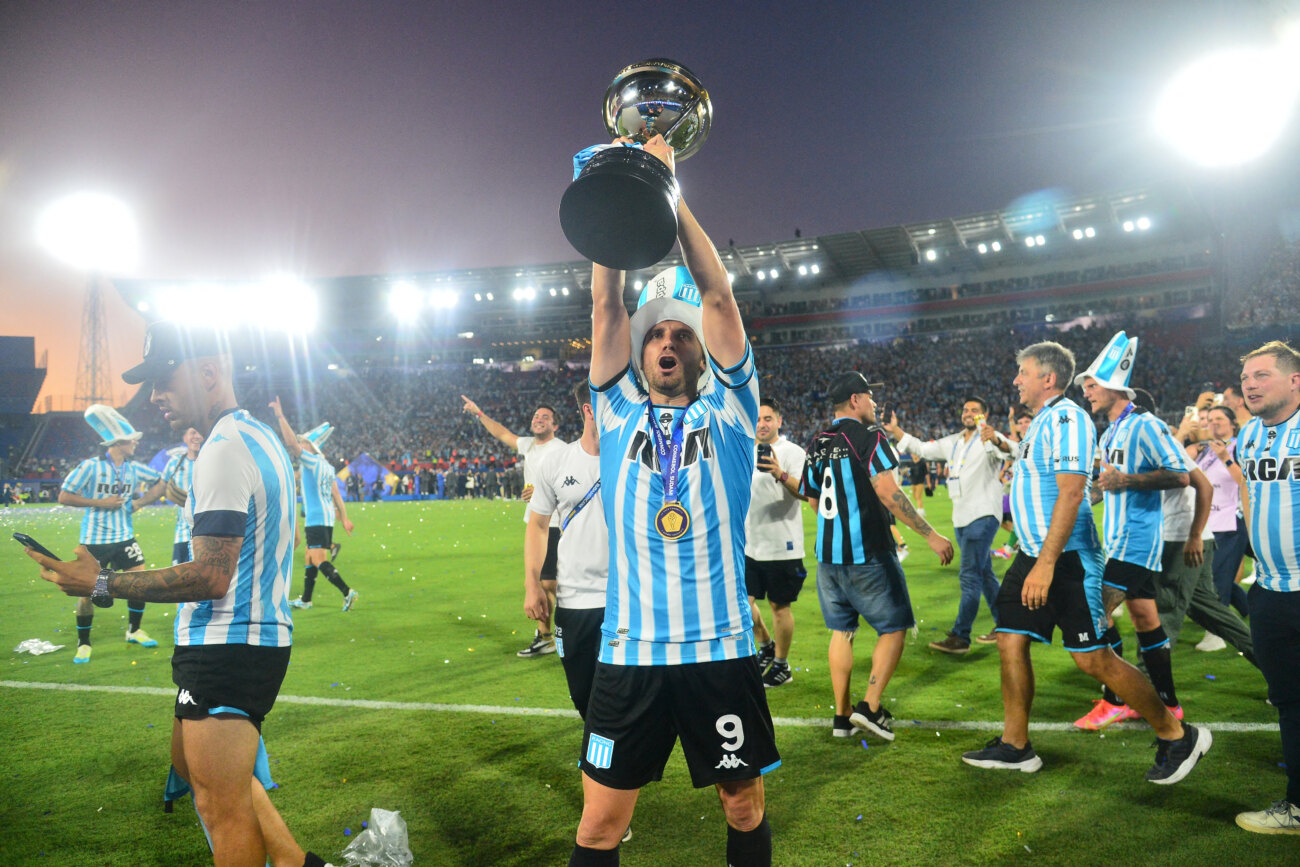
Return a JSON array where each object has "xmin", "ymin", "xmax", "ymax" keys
[
  {"xmin": 870, "ymin": 470, "xmax": 955, "ymax": 565},
  {"xmin": 30, "ymin": 535, "xmax": 241, "ymax": 602}
]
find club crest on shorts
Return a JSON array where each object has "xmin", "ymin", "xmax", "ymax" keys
[
  {"xmin": 586, "ymin": 734, "xmax": 615, "ymax": 770},
  {"xmin": 655, "ymin": 503, "xmax": 691, "ymax": 540}
]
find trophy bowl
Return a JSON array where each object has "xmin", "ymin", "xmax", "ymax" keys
[{"xmin": 560, "ymin": 59, "xmax": 712, "ymax": 271}]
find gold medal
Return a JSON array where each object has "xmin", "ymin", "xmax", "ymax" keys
[{"xmin": 654, "ymin": 502, "xmax": 691, "ymax": 540}]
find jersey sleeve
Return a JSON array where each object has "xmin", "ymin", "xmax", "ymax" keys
[
  {"xmin": 867, "ymin": 431, "xmax": 900, "ymax": 476},
  {"xmin": 708, "ymin": 341, "xmax": 756, "ymax": 391},
  {"xmin": 61, "ymin": 461, "xmax": 94, "ymax": 495},
  {"xmin": 190, "ymin": 438, "xmax": 256, "ymax": 538},
  {"xmin": 132, "ymin": 461, "xmax": 162, "ymax": 483},
  {"xmin": 592, "ymin": 366, "xmax": 645, "ymax": 434},
  {"xmin": 1142, "ymin": 417, "xmax": 1193, "ymax": 473},
  {"xmin": 527, "ymin": 449, "xmax": 560, "ymax": 517},
  {"xmin": 710, "ymin": 343, "xmax": 759, "ymax": 438},
  {"xmin": 778, "ymin": 441, "xmax": 807, "ymax": 478},
  {"xmin": 515, "ymin": 435, "xmax": 535, "ymax": 456},
  {"xmin": 1050, "ymin": 405, "xmax": 1093, "ymax": 476}
]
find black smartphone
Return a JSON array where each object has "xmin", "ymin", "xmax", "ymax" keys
[
  {"xmin": 756, "ymin": 443, "xmax": 773, "ymax": 462},
  {"xmin": 12, "ymin": 533, "xmax": 61, "ymax": 560}
]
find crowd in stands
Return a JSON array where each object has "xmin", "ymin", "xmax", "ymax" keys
[{"xmin": 1226, "ymin": 238, "xmax": 1300, "ymax": 329}]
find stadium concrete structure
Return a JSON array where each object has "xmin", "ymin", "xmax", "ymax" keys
[{"xmin": 3, "ymin": 183, "xmax": 1291, "ymax": 488}]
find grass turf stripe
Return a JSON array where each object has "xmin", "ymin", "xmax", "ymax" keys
[{"xmin": 1, "ymin": 680, "xmax": 1279, "ymax": 732}]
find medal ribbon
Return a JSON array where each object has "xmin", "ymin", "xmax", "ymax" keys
[
  {"xmin": 561, "ymin": 480, "xmax": 601, "ymax": 534},
  {"xmin": 1103, "ymin": 402, "xmax": 1135, "ymax": 457},
  {"xmin": 647, "ymin": 403, "xmax": 688, "ymax": 506}
]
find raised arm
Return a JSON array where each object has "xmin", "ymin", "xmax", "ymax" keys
[
  {"xmin": 268, "ymin": 396, "xmax": 303, "ymax": 459},
  {"xmin": 588, "ymin": 265, "xmax": 631, "ymax": 387},
  {"xmin": 677, "ymin": 197, "xmax": 745, "ymax": 369},
  {"xmin": 461, "ymin": 395, "xmax": 520, "ymax": 450}
]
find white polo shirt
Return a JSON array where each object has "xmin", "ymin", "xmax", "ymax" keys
[
  {"xmin": 897, "ymin": 428, "xmax": 1004, "ymax": 528},
  {"xmin": 744, "ymin": 436, "xmax": 807, "ymax": 561},
  {"xmin": 517, "ymin": 434, "xmax": 566, "ymax": 527},
  {"xmin": 528, "ymin": 440, "xmax": 607, "ymax": 610}
]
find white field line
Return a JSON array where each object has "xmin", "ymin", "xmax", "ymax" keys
[{"xmin": 1, "ymin": 680, "xmax": 1280, "ymax": 732}]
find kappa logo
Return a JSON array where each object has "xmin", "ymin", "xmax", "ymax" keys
[
  {"xmin": 177, "ymin": 689, "xmax": 197, "ymax": 706},
  {"xmin": 1057, "ymin": 412, "xmax": 1072, "ymax": 426},
  {"xmin": 561, "ymin": 476, "xmax": 580, "ymax": 487},
  {"xmin": 714, "ymin": 753, "xmax": 749, "ymax": 770}
]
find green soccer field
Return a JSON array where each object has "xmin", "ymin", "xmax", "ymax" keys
[{"xmin": 0, "ymin": 495, "xmax": 1288, "ymax": 866}]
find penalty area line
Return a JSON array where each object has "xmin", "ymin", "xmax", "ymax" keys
[{"xmin": 0, "ymin": 680, "xmax": 1279, "ymax": 732}]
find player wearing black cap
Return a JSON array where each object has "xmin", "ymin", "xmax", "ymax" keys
[{"xmin": 802, "ymin": 372, "xmax": 954, "ymax": 740}]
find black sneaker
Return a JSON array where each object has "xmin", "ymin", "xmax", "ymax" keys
[
  {"xmin": 330, "ymin": 542, "xmax": 342, "ymax": 561},
  {"xmin": 961, "ymin": 736, "xmax": 1043, "ymax": 772},
  {"xmin": 849, "ymin": 701, "xmax": 895, "ymax": 742},
  {"xmin": 832, "ymin": 715, "xmax": 862, "ymax": 738},
  {"xmin": 762, "ymin": 662, "xmax": 793, "ymax": 688},
  {"xmin": 516, "ymin": 630, "xmax": 556, "ymax": 658},
  {"xmin": 1146, "ymin": 723, "xmax": 1212, "ymax": 785},
  {"xmin": 755, "ymin": 641, "xmax": 775, "ymax": 673}
]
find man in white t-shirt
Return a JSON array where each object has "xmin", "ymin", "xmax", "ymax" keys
[
  {"xmin": 744, "ymin": 398, "xmax": 810, "ymax": 688},
  {"xmin": 525, "ymin": 381, "xmax": 608, "ymax": 718},
  {"xmin": 462, "ymin": 395, "xmax": 567, "ymax": 656}
]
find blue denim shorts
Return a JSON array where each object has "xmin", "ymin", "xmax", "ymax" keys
[{"xmin": 817, "ymin": 554, "xmax": 915, "ymax": 635}]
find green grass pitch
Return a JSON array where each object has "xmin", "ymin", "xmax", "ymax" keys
[{"xmin": 0, "ymin": 494, "xmax": 1289, "ymax": 865}]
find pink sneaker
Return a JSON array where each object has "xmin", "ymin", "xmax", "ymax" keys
[{"xmin": 1075, "ymin": 699, "xmax": 1133, "ymax": 730}]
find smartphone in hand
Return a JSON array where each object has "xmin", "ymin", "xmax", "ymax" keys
[{"xmin": 12, "ymin": 533, "xmax": 61, "ymax": 560}]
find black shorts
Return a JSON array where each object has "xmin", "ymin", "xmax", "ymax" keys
[
  {"xmin": 172, "ymin": 644, "xmax": 292, "ymax": 730},
  {"xmin": 995, "ymin": 550, "xmax": 1108, "ymax": 652},
  {"xmin": 908, "ymin": 463, "xmax": 928, "ymax": 485},
  {"xmin": 305, "ymin": 525, "xmax": 333, "ymax": 549},
  {"xmin": 580, "ymin": 657, "xmax": 781, "ymax": 789},
  {"xmin": 1102, "ymin": 558, "xmax": 1158, "ymax": 600},
  {"xmin": 540, "ymin": 526, "xmax": 560, "ymax": 582},
  {"xmin": 744, "ymin": 557, "xmax": 808, "ymax": 605},
  {"xmin": 172, "ymin": 541, "xmax": 192, "ymax": 566},
  {"xmin": 555, "ymin": 606, "xmax": 604, "ymax": 719},
  {"xmin": 86, "ymin": 539, "xmax": 146, "ymax": 571}
]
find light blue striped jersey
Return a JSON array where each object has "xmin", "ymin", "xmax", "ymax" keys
[
  {"xmin": 176, "ymin": 409, "xmax": 296, "ymax": 647},
  {"xmin": 62, "ymin": 456, "xmax": 162, "ymax": 545},
  {"xmin": 162, "ymin": 452, "xmax": 198, "ymax": 544},
  {"xmin": 299, "ymin": 450, "xmax": 336, "ymax": 528},
  {"xmin": 1237, "ymin": 407, "xmax": 1300, "ymax": 592},
  {"xmin": 592, "ymin": 344, "xmax": 759, "ymax": 665},
  {"xmin": 1009, "ymin": 395, "xmax": 1100, "ymax": 557},
  {"xmin": 1098, "ymin": 408, "xmax": 1192, "ymax": 571}
]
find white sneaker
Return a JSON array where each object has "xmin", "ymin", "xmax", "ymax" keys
[
  {"xmin": 1236, "ymin": 800, "xmax": 1300, "ymax": 835},
  {"xmin": 1195, "ymin": 632, "xmax": 1227, "ymax": 652}
]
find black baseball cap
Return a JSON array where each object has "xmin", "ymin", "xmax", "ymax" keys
[
  {"xmin": 122, "ymin": 321, "xmax": 227, "ymax": 385},
  {"xmin": 827, "ymin": 371, "xmax": 884, "ymax": 404}
]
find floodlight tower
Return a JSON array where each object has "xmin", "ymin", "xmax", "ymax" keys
[{"xmin": 36, "ymin": 192, "xmax": 139, "ymax": 409}]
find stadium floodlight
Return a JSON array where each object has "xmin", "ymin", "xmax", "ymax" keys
[
  {"xmin": 1136, "ymin": 216, "xmax": 1151, "ymax": 231},
  {"xmin": 327, "ymin": 363, "xmax": 339, "ymax": 370},
  {"xmin": 36, "ymin": 192, "xmax": 139, "ymax": 273},
  {"xmin": 1035, "ymin": 234, "xmax": 1045, "ymax": 245},
  {"xmin": 1025, "ymin": 237, "xmax": 1037, "ymax": 248},
  {"xmin": 756, "ymin": 271, "xmax": 766, "ymax": 281},
  {"xmin": 1072, "ymin": 229, "xmax": 1084, "ymax": 240},
  {"xmin": 1154, "ymin": 44, "xmax": 1298, "ymax": 167},
  {"xmin": 1122, "ymin": 220, "xmax": 1135, "ymax": 232},
  {"xmin": 561, "ymin": 286, "xmax": 570, "ymax": 295},
  {"xmin": 924, "ymin": 249, "xmax": 937, "ymax": 262},
  {"xmin": 798, "ymin": 265, "xmax": 808, "ymax": 276},
  {"xmin": 429, "ymin": 289, "xmax": 458, "ymax": 309},
  {"xmin": 486, "ymin": 292, "xmax": 494, "ymax": 301},
  {"xmin": 1085, "ymin": 226, "xmax": 1096, "ymax": 238},
  {"xmin": 990, "ymin": 241, "xmax": 1002, "ymax": 252},
  {"xmin": 810, "ymin": 264, "xmax": 820, "ymax": 274},
  {"xmin": 388, "ymin": 281, "xmax": 424, "ymax": 320},
  {"xmin": 549, "ymin": 287, "xmax": 558, "ymax": 296},
  {"xmin": 768, "ymin": 269, "xmax": 778, "ymax": 279},
  {"xmin": 474, "ymin": 292, "xmax": 483, "ymax": 301}
]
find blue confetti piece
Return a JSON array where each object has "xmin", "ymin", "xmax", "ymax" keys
[
  {"xmin": 1281, "ymin": 763, "xmax": 1288, "ymax": 769},
  {"xmin": 860, "ymin": 740, "xmax": 870, "ymax": 750},
  {"xmin": 362, "ymin": 821, "xmax": 368, "ymax": 828},
  {"xmin": 331, "ymin": 682, "xmax": 339, "ymax": 687},
  {"xmin": 343, "ymin": 828, "xmax": 352, "ymax": 836},
  {"xmin": 1205, "ymin": 674, "xmax": 1216, "ymax": 680},
  {"xmin": 856, "ymin": 814, "xmax": 863, "ymax": 821}
]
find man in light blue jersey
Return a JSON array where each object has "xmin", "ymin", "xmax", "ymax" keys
[
  {"xmin": 143, "ymin": 427, "xmax": 205, "ymax": 566},
  {"xmin": 962, "ymin": 340, "xmax": 1211, "ymax": 785},
  {"xmin": 1232, "ymin": 340, "xmax": 1300, "ymax": 835},
  {"xmin": 30, "ymin": 322, "xmax": 330, "ymax": 867},
  {"xmin": 1073, "ymin": 332, "xmax": 1198, "ymax": 730},
  {"xmin": 269, "ymin": 399, "xmax": 358, "ymax": 612},
  {"xmin": 571, "ymin": 135, "xmax": 778, "ymax": 867},
  {"xmin": 58, "ymin": 404, "xmax": 165, "ymax": 661}
]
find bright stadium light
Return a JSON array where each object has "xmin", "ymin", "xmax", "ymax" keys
[
  {"xmin": 768, "ymin": 269, "xmax": 778, "ymax": 279},
  {"xmin": 258, "ymin": 274, "xmax": 318, "ymax": 332},
  {"xmin": 924, "ymin": 249, "xmax": 937, "ymax": 262},
  {"xmin": 990, "ymin": 241, "xmax": 1002, "ymax": 252},
  {"xmin": 1025, "ymin": 237, "xmax": 1037, "ymax": 248},
  {"xmin": 810, "ymin": 264, "xmax": 820, "ymax": 274},
  {"xmin": 561, "ymin": 286, "xmax": 570, "ymax": 295},
  {"xmin": 1123, "ymin": 220, "xmax": 1135, "ymax": 232},
  {"xmin": 1072, "ymin": 229, "xmax": 1084, "ymax": 240},
  {"xmin": 1154, "ymin": 44, "xmax": 1299, "ymax": 167},
  {"xmin": 798, "ymin": 265, "xmax": 808, "ymax": 276},
  {"xmin": 1085, "ymin": 226, "xmax": 1096, "ymax": 238},
  {"xmin": 429, "ymin": 289, "xmax": 459, "ymax": 309},
  {"xmin": 549, "ymin": 287, "xmax": 558, "ymax": 296},
  {"xmin": 474, "ymin": 292, "xmax": 483, "ymax": 302},
  {"xmin": 977, "ymin": 243, "xmax": 988, "ymax": 254},
  {"xmin": 756, "ymin": 271, "xmax": 766, "ymax": 281},
  {"xmin": 486, "ymin": 292, "xmax": 494, "ymax": 301},
  {"xmin": 1136, "ymin": 216, "xmax": 1151, "ymax": 231},
  {"xmin": 388, "ymin": 281, "xmax": 423, "ymax": 320},
  {"xmin": 36, "ymin": 192, "xmax": 139, "ymax": 273}
]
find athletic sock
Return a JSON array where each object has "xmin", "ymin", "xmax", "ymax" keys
[
  {"xmin": 1007, "ymin": 530, "xmax": 1018, "ymax": 549},
  {"xmin": 76, "ymin": 614, "xmax": 93, "ymax": 646},
  {"xmin": 772, "ymin": 657, "xmax": 787, "ymax": 667},
  {"xmin": 568, "ymin": 844, "xmax": 619, "ymax": 866},
  {"xmin": 320, "ymin": 561, "xmax": 350, "ymax": 595},
  {"xmin": 1102, "ymin": 626, "xmax": 1124, "ymax": 705},
  {"xmin": 1138, "ymin": 627, "xmax": 1178, "ymax": 708},
  {"xmin": 726, "ymin": 814, "xmax": 772, "ymax": 867},
  {"xmin": 127, "ymin": 604, "xmax": 144, "ymax": 632},
  {"xmin": 302, "ymin": 566, "xmax": 317, "ymax": 603},
  {"xmin": 303, "ymin": 854, "xmax": 327, "ymax": 867}
]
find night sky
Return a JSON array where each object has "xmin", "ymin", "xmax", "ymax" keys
[{"xmin": 2, "ymin": 0, "xmax": 1296, "ymax": 405}]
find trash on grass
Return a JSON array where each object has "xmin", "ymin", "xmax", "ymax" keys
[
  {"xmin": 340, "ymin": 808, "xmax": 413, "ymax": 866},
  {"xmin": 14, "ymin": 639, "xmax": 64, "ymax": 655}
]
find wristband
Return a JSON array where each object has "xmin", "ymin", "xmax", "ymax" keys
[
  {"xmin": 1223, "ymin": 459, "xmax": 1234, "ymax": 467},
  {"xmin": 779, "ymin": 471, "xmax": 789, "ymax": 483}
]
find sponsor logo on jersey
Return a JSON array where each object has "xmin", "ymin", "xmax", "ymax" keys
[
  {"xmin": 1242, "ymin": 456, "xmax": 1300, "ymax": 482},
  {"xmin": 586, "ymin": 734, "xmax": 615, "ymax": 770},
  {"xmin": 625, "ymin": 428, "xmax": 713, "ymax": 470}
]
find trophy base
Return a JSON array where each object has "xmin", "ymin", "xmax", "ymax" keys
[{"xmin": 560, "ymin": 146, "xmax": 680, "ymax": 271}]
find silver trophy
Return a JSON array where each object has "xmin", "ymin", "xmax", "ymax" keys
[{"xmin": 560, "ymin": 59, "xmax": 712, "ymax": 270}]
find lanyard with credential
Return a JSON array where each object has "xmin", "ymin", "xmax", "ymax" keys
[
  {"xmin": 647, "ymin": 402, "xmax": 692, "ymax": 539},
  {"xmin": 1102, "ymin": 402, "xmax": 1135, "ymax": 457},
  {"xmin": 561, "ymin": 480, "xmax": 601, "ymax": 534}
]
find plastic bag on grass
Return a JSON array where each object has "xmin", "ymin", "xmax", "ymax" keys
[
  {"xmin": 14, "ymin": 639, "xmax": 64, "ymax": 655},
  {"xmin": 341, "ymin": 808, "xmax": 413, "ymax": 866}
]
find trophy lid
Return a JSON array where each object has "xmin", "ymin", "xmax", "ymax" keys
[{"xmin": 602, "ymin": 59, "xmax": 712, "ymax": 161}]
